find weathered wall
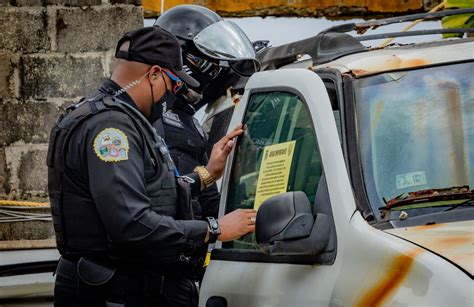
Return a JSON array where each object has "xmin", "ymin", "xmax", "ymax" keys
[
  {"xmin": 0, "ymin": 0, "xmax": 143, "ymax": 241},
  {"xmin": 0, "ymin": 0, "xmax": 143, "ymax": 201},
  {"xmin": 144, "ymin": 0, "xmax": 442, "ymax": 18}
]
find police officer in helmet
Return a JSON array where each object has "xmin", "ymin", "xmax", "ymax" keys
[
  {"xmin": 153, "ymin": 5, "xmax": 260, "ymax": 283},
  {"xmin": 48, "ymin": 26, "xmax": 256, "ymax": 307},
  {"xmin": 154, "ymin": 5, "xmax": 260, "ymax": 111}
]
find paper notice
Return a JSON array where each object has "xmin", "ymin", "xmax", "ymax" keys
[{"xmin": 254, "ymin": 140, "xmax": 296, "ymax": 210}]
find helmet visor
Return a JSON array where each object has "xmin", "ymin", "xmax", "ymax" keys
[{"xmin": 193, "ymin": 21, "xmax": 260, "ymax": 75}]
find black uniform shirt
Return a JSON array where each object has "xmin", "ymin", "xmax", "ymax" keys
[{"xmin": 62, "ymin": 79, "xmax": 208, "ymax": 257}]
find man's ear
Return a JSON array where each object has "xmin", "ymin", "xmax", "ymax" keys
[
  {"xmin": 148, "ymin": 65, "xmax": 162, "ymax": 84},
  {"xmin": 150, "ymin": 65, "xmax": 172, "ymax": 90}
]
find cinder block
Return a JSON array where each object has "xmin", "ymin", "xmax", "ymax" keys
[
  {"xmin": 55, "ymin": 5, "xmax": 143, "ymax": 53},
  {"xmin": 0, "ymin": 100, "xmax": 60, "ymax": 145},
  {"xmin": 4, "ymin": 143, "xmax": 49, "ymax": 200},
  {"xmin": 14, "ymin": 0, "xmax": 44, "ymax": 6},
  {"xmin": 0, "ymin": 209, "xmax": 54, "ymax": 240},
  {"xmin": 18, "ymin": 147, "xmax": 48, "ymax": 195},
  {"xmin": 0, "ymin": 147, "xmax": 9, "ymax": 195},
  {"xmin": 0, "ymin": 53, "xmax": 19, "ymax": 99},
  {"xmin": 20, "ymin": 53, "xmax": 106, "ymax": 99},
  {"xmin": 0, "ymin": 7, "xmax": 49, "ymax": 53}
]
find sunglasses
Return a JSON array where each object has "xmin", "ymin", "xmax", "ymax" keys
[{"xmin": 162, "ymin": 68, "xmax": 188, "ymax": 94}]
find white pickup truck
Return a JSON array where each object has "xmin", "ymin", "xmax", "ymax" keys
[
  {"xmin": 199, "ymin": 9, "xmax": 474, "ymax": 307},
  {"xmin": 0, "ymin": 8, "xmax": 472, "ymax": 307}
]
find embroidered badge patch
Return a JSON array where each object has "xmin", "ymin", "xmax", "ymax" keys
[
  {"xmin": 163, "ymin": 110, "xmax": 184, "ymax": 128},
  {"xmin": 93, "ymin": 128, "xmax": 129, "ymax": 162}
]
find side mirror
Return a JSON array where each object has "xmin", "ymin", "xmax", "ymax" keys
[{"xmin": 255, "ymin": 191, "xmax": 331, "ymax": 256}]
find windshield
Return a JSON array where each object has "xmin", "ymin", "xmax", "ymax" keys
[{"xmin": 355, "ymin": 62, "xmax": 474, "ymax": 221}]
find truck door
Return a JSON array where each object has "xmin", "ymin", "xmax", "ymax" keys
[{"xmin": 200, "ymin": 69, "xmax": 355, "ymax": 307}]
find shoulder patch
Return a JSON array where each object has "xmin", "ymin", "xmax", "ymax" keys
[{"xmin": 93, "ymin": 128, "xmax": 129, "ymax": 162}]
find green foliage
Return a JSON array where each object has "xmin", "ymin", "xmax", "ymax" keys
[
  {"xmin": 442, "ymin": 0, "xmax": 474, "ymax": 37},
  {"xmin": 444, "ymin": 0, "xmax": 474, "ymax": 8}
]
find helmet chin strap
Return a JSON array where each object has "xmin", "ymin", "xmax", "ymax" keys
[{"xmin": 184, "ymin": 88, "xmax": 203, "ymax": 105}]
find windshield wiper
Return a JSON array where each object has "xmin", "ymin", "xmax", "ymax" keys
[
  {"xmin": 444, "ymin": 197, "xmax": 474, "ymax": 211},
  {"xmin": 380, "ymin": 185, "xmax": 474, "ymax": 211}
]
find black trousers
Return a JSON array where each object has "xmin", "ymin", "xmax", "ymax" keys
[{"xmin": 54, "ymin": 258, "xmax": 199, "ymax": 307}]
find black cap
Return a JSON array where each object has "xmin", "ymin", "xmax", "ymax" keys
[{"xmin": 115, "ymin": 26, "xmax": 199, "ymax": 87}]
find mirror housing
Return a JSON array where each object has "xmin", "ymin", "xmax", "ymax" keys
[{"xmin": 255, "ymin": 191, "xmax": 331, "ymax": 256}]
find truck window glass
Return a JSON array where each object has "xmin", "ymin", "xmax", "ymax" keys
[
  {"xmin": 323, "ymin": 80, "xmax": 342, "ymax": 141},
  {"xmin": 204, "ymin": 107, "xmax": 234, "ymax": 156},
  {"xmin": 355, "ymin": 62, "xmax": 474, "ymax": 221},
  {"xmin": 224, "ymin": 91, "xmax": 322, "ymax": 250}
]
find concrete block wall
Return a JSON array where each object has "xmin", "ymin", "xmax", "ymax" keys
[{"xmin": 0, "ymin": 0, "xmax": 143, "ymax": 203}]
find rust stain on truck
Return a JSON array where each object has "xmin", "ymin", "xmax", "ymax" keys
[
  {"xmin": 349, "ymin": 57, "xmax": 430, "ymax": 77},
  {"xmin": 356, "ymin": 249, "xmax": 422, "ymax": 307}
]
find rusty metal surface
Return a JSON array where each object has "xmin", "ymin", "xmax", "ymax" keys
[
  {"xmin": 314, "ymin": 39, "xmax": 474, "ymax": 77},
  {"xmin": 384, "ymin": 186, "xmax": 473, "ymax": 208},
  {"xmin": 386, "ymin": 220, "xmax": 474, "ymax": 275},
  {"xmin": 143, "ymin": 0, "xmax": 424, "ymax": 17},
  {"xmin": 356, "ymin": 249, "xmax": 423, "ymax": 307}
]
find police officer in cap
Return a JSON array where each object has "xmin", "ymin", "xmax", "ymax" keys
[
  {"xmin": 48, "ymin": 26, "xmax": 256, "ymax": 307},
  {"xmin": 153, "ymin": 6, "xmax": 260, "ymax": 283}
]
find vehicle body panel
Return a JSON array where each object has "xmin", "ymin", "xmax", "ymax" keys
[
  {"xmin": 386, "ymin": 220, "xmax": 474, "ymax": 275},
  {"xmin": 199, "ymin": 68, "xmax": 474, "ymax": 306},
  {"xmin": 0, "ymin": 248, "xmax": 58, "ymax": 299},
  {"xmin": 279, "ymin": 39, "xmax": 474, "ymax": 76}
]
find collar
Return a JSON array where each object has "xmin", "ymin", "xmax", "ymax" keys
[{"xmin": 99, "ymin": 79, "xmax": 137, "ymax": 109}]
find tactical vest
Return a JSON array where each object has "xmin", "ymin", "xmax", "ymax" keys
[
  {"xmin": 47, "ymin": 94, "xmax": 178, "ymax": 255},
  {"xmin": 155, "ymin": 107, "xmax": 208, "ymax": 170}
]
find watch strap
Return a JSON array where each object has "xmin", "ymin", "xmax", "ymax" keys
[{"xmin": 206, "ymin": 216, "xmax": 220, "ymax": 244}]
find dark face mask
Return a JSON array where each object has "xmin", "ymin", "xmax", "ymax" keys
[
  {"xmin": 149, "ymin": 90, "xmax": 176, "ymax": 123},
  {"xmin": 149, "ymin": 72, "xmax": 177, "ymax": 123}
]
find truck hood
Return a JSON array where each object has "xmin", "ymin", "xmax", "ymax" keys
[{"xmin": 385, "ymin": 220, "xmax": 473, "ymax": 276}]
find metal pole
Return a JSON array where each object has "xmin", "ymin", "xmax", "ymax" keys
[
  {"xmin": 161, "ymin": 0, "xmax": 164, "ymax": 14},
  {"xmin": 379, "ymin": 0, "xmax": 447, "ymax": 47}
]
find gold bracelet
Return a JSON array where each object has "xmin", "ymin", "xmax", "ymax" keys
[{"xmin": 193, "ymin": 166, "xmax": 215, "ymax": 188}]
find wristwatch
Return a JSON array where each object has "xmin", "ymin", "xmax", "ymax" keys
[
  {"xmin": 194, "ymin": 166, "xmax": 215, "ymax": 188},
  {"xmin": 206, "ymin": 217, "xmax": 221, "ymax": 244}
]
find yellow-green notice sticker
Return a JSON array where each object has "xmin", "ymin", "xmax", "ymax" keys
[{"xmin": 254, "ymin": 140, "xmax": 296, "ymax": 210}]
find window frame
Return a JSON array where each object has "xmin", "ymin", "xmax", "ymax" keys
[{"xmin": 212, "ymin": 86, "xmax": 337, "ymax": 265}]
